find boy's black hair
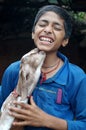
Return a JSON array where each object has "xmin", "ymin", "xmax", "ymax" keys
[{"xmin": 32, "ymin": 5, "xmax": 72, "ymax": 39}]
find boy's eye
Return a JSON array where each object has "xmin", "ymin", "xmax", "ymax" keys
[
  {"xmin": 54, "ymin": 25, "xmax": 62, "ymax": 31},
  {"xmin": 38, "ymin": 23, "xmax": 46, "ymax": 27},
  {"xmin": 37, "ymin": 20, "xmax": 47, "ymax": 27}
]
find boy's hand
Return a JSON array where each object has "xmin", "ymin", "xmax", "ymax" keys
[{"xmin": 8, "ymin": 96, "xmax": 48, "ymax": 127}]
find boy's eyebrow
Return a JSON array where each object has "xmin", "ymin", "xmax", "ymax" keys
[
  {"xmin": 38, "ymin": 19, "xmax": 64, "ymax": 28},
  {"xmin": 38, "ymin": 19, "xmax": 48, "ymax": 23}
]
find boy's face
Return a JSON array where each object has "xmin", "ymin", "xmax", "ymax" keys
[{"xmin": 32, "ymin": 11, "xmax": 68, "ymax": 53}]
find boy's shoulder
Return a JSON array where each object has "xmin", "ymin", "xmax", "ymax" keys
[
  {"xmin": 6, "ymin": 61, "xmax": 21, "ymax": 73},
  {"xmin": 69, "ymin": 62, "xmax": 85, "ymax": 75}
]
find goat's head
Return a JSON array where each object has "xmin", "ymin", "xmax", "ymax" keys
[
  {"xmin": 19, "ymin": 48, "xmax": 46, "ymax": 84},
  {"xmin": 16, "ymin": 48, "xmax": 46, "ymax": 98}
]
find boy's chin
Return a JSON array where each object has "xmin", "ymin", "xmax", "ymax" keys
[{"xmin": 37, "ymin": 47, "xmax": 45, "ymax": 51}]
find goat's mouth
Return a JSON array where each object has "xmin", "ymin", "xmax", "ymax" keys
[
  {"xmin": 33, "ymin": 48, "xmax": 46, "ymax": 56},
  {"xmin": 37, "ymin": 48, "xmax": 40, "ymax": 53},
  {"xmin": 37, "ymin": 49, "xmax": 45, "ymax": 55}
]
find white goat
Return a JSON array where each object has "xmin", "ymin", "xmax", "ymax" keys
[{"xmin": 0, "ymin": 48, "xmax": 46, "ymax": 130}]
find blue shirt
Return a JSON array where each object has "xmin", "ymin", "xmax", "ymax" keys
[{"xmin": 0, "ymin": 52, "xmax": 86, "ymax": 130}]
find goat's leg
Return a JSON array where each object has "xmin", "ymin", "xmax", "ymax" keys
[{"xmin": 0, "ymin": 93, "xmax": 18, "ymax": 130}]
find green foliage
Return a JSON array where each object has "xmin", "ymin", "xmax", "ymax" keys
[{"xmin": 71, "ymin": 12, "xmax": 86, "ymax": 22}]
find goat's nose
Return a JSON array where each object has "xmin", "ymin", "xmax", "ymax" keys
[{"xmin": 39, "ymin": 51, "xmax": 45, "ymax": 55}]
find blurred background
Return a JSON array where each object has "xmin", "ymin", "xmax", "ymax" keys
[{"xmin": 0, "ymin": 0, "xmax": 86, "ymax": 82}]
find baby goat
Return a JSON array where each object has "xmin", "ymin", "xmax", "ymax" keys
[{"xmin": 0, "ymin": 48, "xmax": 46, "ymax": 130}]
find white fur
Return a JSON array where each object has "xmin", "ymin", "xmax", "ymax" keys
[{"xmin": 0, "ymin": 48, "xmax": 46, "ymax": 130}]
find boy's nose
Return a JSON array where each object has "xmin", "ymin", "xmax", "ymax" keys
[{"xmin": 44, "ymin": 25, "xmax": 53, "ymax": 34}]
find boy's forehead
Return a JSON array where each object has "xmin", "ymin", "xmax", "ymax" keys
[
  {"xmin": 37, "ymin": 11, "xmax": 64, "ymax": 26},
  {"xmin": 39, "ymin": 11, "xmax": 57, "ymax": 18},
  {"xmin": 38, "ymin": 11, "xmax": 63, "ymax": 21}
]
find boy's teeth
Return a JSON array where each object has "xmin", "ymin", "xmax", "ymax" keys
[{"xmin": 40, "ymin": 37, "xmax": 53, "ymax": 43}]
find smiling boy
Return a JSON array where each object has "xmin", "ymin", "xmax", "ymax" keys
[{"xmin": 0, "ymin": 5, "xmax": 86, "ymax": 130}]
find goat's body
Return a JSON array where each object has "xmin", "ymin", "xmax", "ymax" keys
[{"xmin": 0, "ymin": 48, "xmax": 46, "ymax": 130}]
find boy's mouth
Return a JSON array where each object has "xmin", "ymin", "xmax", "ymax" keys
[{"xmin": 39, "ymin": 36, "xmax": 54, "ymax": 44}]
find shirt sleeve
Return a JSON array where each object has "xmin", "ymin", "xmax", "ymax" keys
[
  {"xmin": 0, "ymin": 62, "xmax": 20, "ymax": 108},
  {"xmin": 67, "ymin": 77, "xmax": 86, "ymax": 130}
]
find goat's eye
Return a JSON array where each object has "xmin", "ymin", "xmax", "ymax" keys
[{"xmin": 26, "ymin": 73, "xmax": 29, "ymax": 80}]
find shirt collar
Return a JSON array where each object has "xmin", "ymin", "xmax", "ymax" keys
[{"xmin": 49, "ymin": 52, "xmax": 69, "ymax": 85}]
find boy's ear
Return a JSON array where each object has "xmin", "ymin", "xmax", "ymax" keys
[
  {"xmin": 62, "ymin": 39, "xmax": 69, "ymax": 47},
  {"xmin": 32, "ymin": 32, "xmax": 34, "ymax": 39}
]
